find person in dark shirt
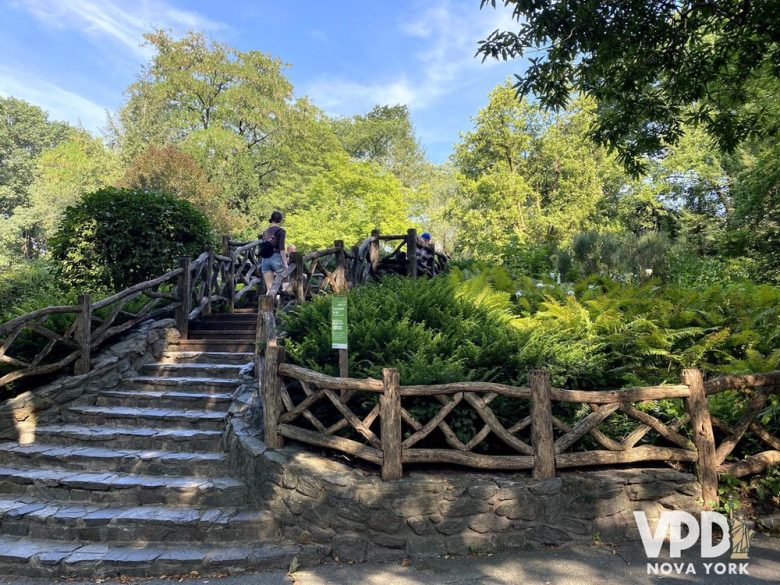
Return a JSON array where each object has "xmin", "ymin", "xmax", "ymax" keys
[{"xmin": 261, "ymin": 210, "xmax": 287, "ymax": 293}]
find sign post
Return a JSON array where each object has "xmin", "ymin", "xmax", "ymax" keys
[{"xmin": 331, "ymin": 295, "xmax": 348, "ymax": 377}]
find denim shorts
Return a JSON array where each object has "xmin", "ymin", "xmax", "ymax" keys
[{"xmin": 261, "ymin": 252, "xmax": 284, "ymax": 273}]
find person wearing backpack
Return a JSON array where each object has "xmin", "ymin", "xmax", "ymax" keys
[{"xmin": 260, "ymin": 210, "xmax": 287, "ymax": 293}]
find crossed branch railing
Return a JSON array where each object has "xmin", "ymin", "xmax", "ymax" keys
[
  {"xmin": 0, "ymin": 227, "xmax": 446, "ymax": 394},
  {"xmin": 257, "ymin": 296, "xmax": 779, "ymax": 501}
]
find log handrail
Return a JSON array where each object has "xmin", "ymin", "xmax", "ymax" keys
[{"xmin": 268, "ymin": 333, "xmax": 780, "ymax": 494}]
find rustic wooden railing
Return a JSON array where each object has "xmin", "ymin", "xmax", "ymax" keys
[
  {"xmin": 0, "ymin": 267, "xmax": 184, "ymax": 391},
  {"xmin": 0, "ymin": 227, "xmax": 447, "ymax": 393},
  {"xmin": 259, "ymin": 314, "xmax": 779, "ymax": 503}
]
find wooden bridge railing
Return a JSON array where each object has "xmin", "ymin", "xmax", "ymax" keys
[
  {"xmin": 260, "ymin": 320, "xmax": 779, "ymax": 503},
  {"xmin": 0, "ymin": 227, "xmax": 446, "ymax": 393}
]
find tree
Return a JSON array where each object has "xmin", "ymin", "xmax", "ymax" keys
[
  {"xmin": 477, "ymin": 1, "xmax": 779, "ymax": 173},
  {"xmin": 50, "ymin": 187, "xmax": 212, "ymax": 291},
  {"xmin": 123, "ymin": 144, "xmax": 239, "ymax": 235},
  {"xmin": 449, "ymin": 83, "xmax": 624, "ymax": 260},
  {"xmin": 4, "ymin": 131, "xmax": 120, "ymax": 260},
  {"xmin": 260, "ymin": 152, "xmax": 411, "ymax": 250},
  {"xmin": 332, "ymin": 105, "xmax": 428, "ymax": 188},
  {"xmin": 0, "ymin": 97, "xmax": 71, "ymax": 215}
]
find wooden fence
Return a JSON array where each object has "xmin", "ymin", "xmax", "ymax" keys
[
  {"xmin": 0, "ymin": 228, "xmax": 446, "ymax": 393},
  {"xmin": 259, "ymin": 305, "xmax": 779, "ymax": 503}
]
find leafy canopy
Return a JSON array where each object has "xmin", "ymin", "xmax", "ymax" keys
[
  {"xmin": 477, "ymin": 1, "xmax": 780, "ymax": 173},
  {"xmin": 50, "ymin": 187, "xmax": 212, "ymax": 291}
]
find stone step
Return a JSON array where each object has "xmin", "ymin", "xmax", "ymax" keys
[
  {"xmin": 64, "ymin": 406, "xmax": 228, "ymax": 431},
  {"xmin": 95, "ymin": 389, "xmax": 233, "ymax": 410},
  {"xmin": 187, "ymin": 330, "xmax": 256, "ymax": 340},
  {"xmin": 160, "ymin": 351, "xmax": 254, "ymax": 365},
  {"xmin": 0, "ymin": 499, "xmax": 276, "ymax": 546},
  {"xmin": 0, "ymin": 442, "xmax": 229, "ymax": 476},
  {"xmin": 0, "ymin": 467, "xmax": 248, "ymax": 507},
  {"xmin": 125, "ymin": 375, "xmax": 240, "ymax": 392},
  {"xmin": 190, "ymin": 321, "xmax": 256, "ymax": 332},
  {"xmin": 141, "ymin": 362, "xmax": 244, "ymax": 379},
  {"xmin": 231, "ymin": 308, "xmax": 258, "ymax": 314},
  {"xmin": 0, "ymin": 534, "xmax": 302, "ymax": 578},
  {"xmin": 34, "ymin": 425, "xmax": 223, "ymax": 452},
  {"xmin": 176, "ymin": 340, "xmax": 256, "ymax": 352}
]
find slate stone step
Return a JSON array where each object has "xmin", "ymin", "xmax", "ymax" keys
[
  {"xmin": 0, "ymin": 499, "xmax": 276, "ymax": 546},
  {"xmin": 160, "ymin": 350, "xmax": 254, "ymax": 365},
  {"xmin": 0, "ymin": 534, "xmax": 304, "ymax": 577},
  {"xmin": 176, "ymin": 340, "xmax": 256, "ymax": 352},
  {"xmin": 64, "ymin": 406, "xmax": 228, "ymax": 431},
  {"xmin": 125, "ymin": 375, "xmax": 240, "ymax": 392},
  {"xmin": 190, "ymin": 321, "xmax": 256, "ymax": 331},
  {"xmin": 0, "ymin": 442, "xmax": 229, "ymax": 476},
  {"xmin": 140, "ymin": 363, "xmax": 244, "ymax": 380},
  {"xmin": 187, "ymin": 330, "xmax": 256, "ymax": 340},
  {"xmin": 33, "ymin": 425, "xmax": 223, "ymax": 452},
  {"xmin": 201, "ymin": 311, "xmax": 257, "ymax": 319},
  {"xmin": 0, "ymin": 467, "xmax": 248, "ymax": 506},
  {"xmin": 95, "ymin": 389, "xmax": 233, "ymax": 410}
]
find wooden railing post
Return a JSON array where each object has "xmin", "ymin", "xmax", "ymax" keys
[
  {"xmin": 263, "ymin": 340, "xmax": 284, "ymax": 449},
  {"xmin": 289, "ymin": 251, "xmax": 305, "ymax": 303},
  {"xmin": 407, "ymin": 228, "xmax": 417, "ymax": 278},
  {"xmin": 222, "ymin": 235, "xmax": 235, "ymax": 313},
  {"xmin": 74, "ymin": 293, "xmax": 91, "ymax": 375},
  {"xmin": 381, "ymin": 367, "xmax": 402, "ymax": 480},
  {"xmin": 682, "ymin": 368, "xmax": 718, "ymax": 507},
  {"xmin": 176, "ymin": 257, "xmax": 192, "ymax": 339},
  {"xmin": 204, "ymin": 245, "xmax": 213, "ymax": 316},
  {"xmin": 333, "ymin": 239, "xmax": 347, "ymax": 293},
  {"xmin": 529, "ymin": 370, "xmax": 555, "ymax": 480},
  {"xmin": 370, "ymin": 229, "xmax": 380, "ymax": 273}
]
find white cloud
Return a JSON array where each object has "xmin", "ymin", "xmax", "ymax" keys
[
  {"xmin": 12, "ymin": 0, "xmax": 226, "ymax": 58},
  {"xmin": 303, "ymin": 0, "xmax": 518, "ymax": 115},
  {"xmin": 0, "ymin": 66, "xmax": 108, "ymax": 132}
]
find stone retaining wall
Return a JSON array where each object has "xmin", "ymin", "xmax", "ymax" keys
[
  {"xmin": 0, "ymin": 319, "xmax": 179, "ymax": 441},
  {"xmin": 228, "ymin": 418, "xmax": 701, "ymax": 563}
]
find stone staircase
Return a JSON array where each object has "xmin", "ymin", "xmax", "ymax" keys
[{"xmin": 0, "ymin": 310, "xmax": 305, "ymax": 577}]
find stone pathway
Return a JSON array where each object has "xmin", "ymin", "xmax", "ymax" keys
[
  {"xmin": 2, "ymin": 536, "xmax": 779, "ymax": 585},
  {"xmin": 0, "ymin": 311, "xmax": 313, "ymax": 577}
]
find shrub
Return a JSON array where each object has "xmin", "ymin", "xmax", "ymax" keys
[{"xmin": 50, "ymin": 187, "xmax": 213, "ymax": 291}]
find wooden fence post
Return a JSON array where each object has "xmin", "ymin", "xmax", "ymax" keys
[
  {"xmin": 222, "ymin": 235, "xmax": 235, "ymax": 313},
  {"xmin": 407, "ymin": 228, "xmax": 417, "ymax": 278},
  {"xmin": 350, "ymin": 244, "xmax": 360, "ymax": 286},
  {"xmin": 176, "ymin": 257, "xmax": 192, "ymax": 340},
  {"xmin": 289, "ymin": 251, "xmax": 305, "ymax": 303},
  {"xmin": 333, "ymin": 240, "xmax": 347, "ymax": 293},
  {"xmin": 370, "ymin": 229, "xmax": 380, "ymax": 273},
  {"xmin": 381, "ymin": 367, "xmax": 402, "ymax": 480},
  {"xmin": 682, "ymin": 368, "xmax": 718, "ymax": 507},
  {"xmin": 263, "ymin": 340, "xmax": 284, "ymax": 449},
  {"xmin": 204, "ymin": 245, "xmax": 213, "ymax": 316},
  {"xmin": 74, "ymin": 293, "xmax": 91, "ymax": 375},
  {"xmin": 529, "ymin": 370, "xmax": 555, "ymax": 480}
]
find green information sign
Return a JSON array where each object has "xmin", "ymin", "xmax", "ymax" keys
[{"xmin": 331, "ymin": 295, "xmax": 348, "ymax": 349}]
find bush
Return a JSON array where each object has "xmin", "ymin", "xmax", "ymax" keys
[
  {"xmin": 50, "ymin": 187, "xmax": 213, "ymax": 291},
  {"xmin": 0, "ymin": 260, "xmax": 72, "ymax": 322}
]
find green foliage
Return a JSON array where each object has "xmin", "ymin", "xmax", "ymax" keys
[
  {"xmin": 449, "ymin": 86, "xmax": 626, "ymax": 260},
  {"xmin": 283, "ymin": 276, "xmax": 526, "ymax": 385},
  {"xmin": 0, "ymin": 97, "xmax": 71, "ymax": 215},
  {"xmin": 477, "ymin": 1, "xmax": 779, "ymax": 173},
  {"xmin": 0, "ymin": 260, "xmax": 72, "ymax": 323},
  {"xmin": 50, "ymin": 187, "xmax": 213, "ymax": 291}
]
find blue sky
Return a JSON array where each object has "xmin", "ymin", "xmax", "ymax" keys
[{"xmin": 0, "ymin": 0, "xmax": 524, "ymax": 163}]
